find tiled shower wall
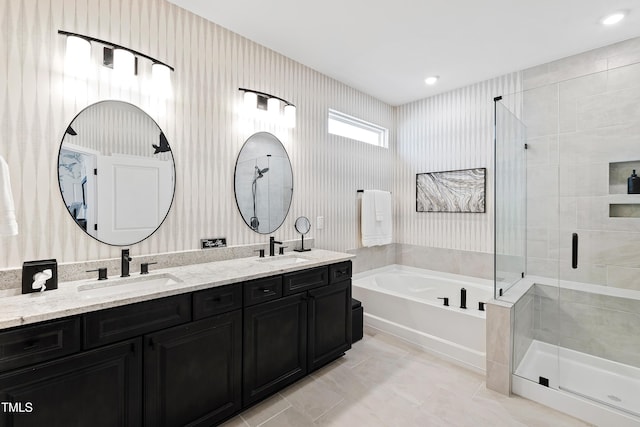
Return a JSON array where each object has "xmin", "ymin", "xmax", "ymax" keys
[
  {"xmin": 512, "ymin": 284, "xmax": 640, "ymax": 368},
  {"xmin": 522, "ymin": 37, "xmax": 640, "ymax": 290},
  {"xmin": 0, "ymin": 0, "xmax": 394, "ymax": 270}
]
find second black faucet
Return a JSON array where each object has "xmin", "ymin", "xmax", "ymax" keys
[
  {"xmin": 269, "ymin": 237, "xmax": 283, "ymax": 256},
  {"xmin": 121, "ymin": 249, "xmax": 132, "ymax": 277}
]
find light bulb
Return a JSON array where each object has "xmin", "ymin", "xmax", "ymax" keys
[
  {"xmin": 244, "ymin": 91, "xmax": 257, "ymax": 110},
  {"xmin": 602, "ymin": 13, "xmax": 625, "ymax": 25},
  {"xmin": 284, "ymin": 104, "xmax": 296, "ymax": 128},
  {"xmin": 267, "ymin": 97, "xmax": 280, "ymax": 117},
  {"xmin": 65, "ymin": 36, "xmax": 91, "ymax": 77},
  {"xmin": 152, "ymin": 63, "xmax": 171, "ymax": 95},
  {"xmin": 113, "ymin": 49, "xmax": 135, "ymax": 79},
  {"xmin": 425, "ymin": 76, "xmax": 439, "ymax": 85}
]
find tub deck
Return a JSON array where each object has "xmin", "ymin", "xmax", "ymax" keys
[{"xmin": 353, "ymin": 265, "xmax": 493, "ymax": 373}]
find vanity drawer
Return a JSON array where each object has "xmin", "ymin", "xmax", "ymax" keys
[
  {"xmin": 283, "ymin": 267, "xmax": 328, "ymax": 295},
  {"xmin": 193, "ymin": 284, "xmax": 242, "ymax": 319},
  {"xmin": 329, "ymin": 261, "xmax": 352, "ymax": 283},
  {"xmin": 83, "ymin": 294, "xmax": 191, "ymax": 349},
  {"xmin": 0, "ymin": 317, "xmax": 81, "ymax": 373},
  {"xmin": 244, "ymin": 276, "xmax": 283, "ymax": 307}
]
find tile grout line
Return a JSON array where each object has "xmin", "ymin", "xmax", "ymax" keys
[
  {"xmin": 250, "ymin": 396, "xmax": 293, "ymax": 427},
  {"xmin": 311, "ymin": 397, "xmax": 346, "ymax": 423}
]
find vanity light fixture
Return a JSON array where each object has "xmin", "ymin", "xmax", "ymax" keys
[
  {"xmin": 58, "ymin": 30, "xmax": 174, "ymax": 83},
  {"xmin": 425, "ymin": 76, "xmax": 439, "ymax": 85},
  {"xmin": 602, "ymin": 12, "xmax": 625, "ymax": 25},
  {"xmin": 239, "ymin": 88, "xmax": 296, "ymax": 128}
]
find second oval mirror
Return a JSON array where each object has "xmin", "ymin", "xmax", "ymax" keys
[{"xmin": 234, "ymin": 132, "xmax": 293, "ymax": 234}]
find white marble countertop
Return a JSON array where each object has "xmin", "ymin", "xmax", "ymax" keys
[{"xmin": 0, "ymin": 249, "xmax": 354, "ymax": 330}]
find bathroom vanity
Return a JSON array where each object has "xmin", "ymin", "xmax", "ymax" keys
[{"xmin": 0, "ymin": 251, "xmax": 352, "ymax": 426}]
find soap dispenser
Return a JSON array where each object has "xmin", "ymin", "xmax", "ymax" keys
[{"xmin": 628, "ymin": 170, "xmax": 640, "ymax": 194}]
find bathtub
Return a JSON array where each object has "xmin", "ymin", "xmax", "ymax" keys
[{"xmin": 352, "ymin": 265, "xmax": 493, "ymax": 373}]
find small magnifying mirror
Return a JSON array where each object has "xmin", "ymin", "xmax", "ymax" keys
[{"xmin": 294, "ymin": 216, "xmax": 311, "ymax": 252}]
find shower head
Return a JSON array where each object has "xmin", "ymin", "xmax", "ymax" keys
[{"xmin": 254, "ymin": 166, "xmax": 269, "ymax": 179}]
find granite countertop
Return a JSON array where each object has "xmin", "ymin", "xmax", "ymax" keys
[{"xmin": 0, "ymin": 249, "xmax": 354, "ymax": 330}]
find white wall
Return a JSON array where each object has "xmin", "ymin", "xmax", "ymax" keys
[{"xmin": 0, "ymin": 0, "xmax": 394, "ymax": 269}]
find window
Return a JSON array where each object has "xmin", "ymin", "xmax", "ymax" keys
[{"xmin": 328, "ymin": 109, "xmax": 388, "ymax": 148}]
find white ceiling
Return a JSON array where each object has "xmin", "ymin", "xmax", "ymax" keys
[{"xmin": 168, "ymin": 0, "xmax": 640, "ymax": 106}]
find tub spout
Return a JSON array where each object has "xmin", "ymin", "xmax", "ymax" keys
[
  {"xmin": 460, "ymin": 288, "xmax": 467, "ymax": 309},
  {"xmin": 437, "ymin": 297, "xmax": 449, "ymax": 306}
]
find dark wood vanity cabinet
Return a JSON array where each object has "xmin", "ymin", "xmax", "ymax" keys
[
  {"xmin": 0, "ymin": 260, "xmax": 352, "ymax": 426},
  {"xmin": 243, "ymin": 293, "xmax": 308, "ymax": 406},
  {"xmin": 243, "ymin": 262, "xmax": 352, "ymax": 405},
  {"xmin": 144, "ymin": 310, "xmax": 242, "ymax": 427},
  {"xmin": 0, "ymin": 338, "xmax": 142, "ymax": 427},
  {"xmin": 308, "ymin": 279, "xmax": 352, "ymax": 371}
]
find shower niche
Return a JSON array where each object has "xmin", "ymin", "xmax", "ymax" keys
[{"xmin": 608, "ymin": 160, "xmax": 640, "ymax": 218}]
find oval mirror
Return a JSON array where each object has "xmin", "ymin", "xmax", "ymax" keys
[
  {"xmin": 57, "ymin": 100, "xmax": 175, "ymax": 246},
  {"xmin": 234, "ymin": 132, "xmax": 293, "ymax": 234}
]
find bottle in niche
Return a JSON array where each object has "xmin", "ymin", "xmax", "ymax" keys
[{"xmin": 628, "ymin": 170, "xmax": 640, "ymax": 194}]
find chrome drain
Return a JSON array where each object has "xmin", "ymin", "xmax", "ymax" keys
[{"xmin": 607, "ymin": 395, "xmax": 622, "ymax": 402}]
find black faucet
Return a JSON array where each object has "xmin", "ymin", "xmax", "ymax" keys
[
  {"xmin": 437, "ymin": 297, "xmax": 449, "ymax": 306},
  {"xmin": 460, "ymin": 288, "xmax": 467, "ymax": 309},
  {"xmin": 269, "ymin": 237, "xmax": 282, "ymax": 256},
  {"xmin": 121, "ymin": 249, "xmax": 132, "ymax": 277}
]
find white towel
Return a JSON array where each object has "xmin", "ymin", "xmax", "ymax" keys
[
  {"xmin": 0, "ymin": 156, "xmax": 18, "ymax": 236},
  {"xmin": 361, "ymin": 190, "xmax": 391, "ymax": 247}
]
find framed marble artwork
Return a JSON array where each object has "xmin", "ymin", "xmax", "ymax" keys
[{"xmin": 416, "ymin": 168, "xmax": 486, "ymax": 213}]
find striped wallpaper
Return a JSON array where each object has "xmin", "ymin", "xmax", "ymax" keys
[
  {"xmin": 395, "ymin": 73, "xmax": 523, "ymax": 254},
  {"xmin": 0, "ymin": 0, "xmax": 394, "ymax": 269}
]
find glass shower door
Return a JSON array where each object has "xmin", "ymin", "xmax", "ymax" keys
[
  {"xmin": 494, "ymin": 100, "xmax": 527, "ymax": 299},
  {"xmin": 557, "ymin": 65, "xmax": 640, "ymax": 417}
]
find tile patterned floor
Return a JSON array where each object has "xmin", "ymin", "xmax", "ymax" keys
[{"xmin": 222, "ymin": 327, "xmax": 592, "ymax": 427}]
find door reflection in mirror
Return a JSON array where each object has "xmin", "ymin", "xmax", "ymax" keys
[{"xmin": 57, "ymin": 101, "xmax": 176, "ymax": 246}]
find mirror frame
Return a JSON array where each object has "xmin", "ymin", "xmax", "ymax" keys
[
  {"xmin": 295, "ymin": 216, "xmax": 311, "ymax": 235},
  {"xmin": 57, "ymin": 100, "xmax": 176, "ymax": 246},
  {"xmin": 233, "ymin": 132, "xmax": 293, "ymax": 234}
]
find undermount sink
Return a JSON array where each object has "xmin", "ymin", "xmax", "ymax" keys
[
  {"xmin": 77, "ymin": 273, "xmax": 182, "ymax": 298},
  {"xmin": 256, "ymin": 255, "xmax": 312, "ymax": 267}
]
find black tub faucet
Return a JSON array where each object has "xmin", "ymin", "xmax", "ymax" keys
[
  {"xmin": 269, "ymin": 237, "xmax": 282, "ymax": 256},
  {"xmin": 437, "ymin": 297, "xmax": 449, "ymax": 306},
  {"xmin": 121, "ymin": 249, "xmax": 132, "ymax": 277},
  {"xmin": 460, "ymin": 288, "xmax": 467, "ymax": 309}
]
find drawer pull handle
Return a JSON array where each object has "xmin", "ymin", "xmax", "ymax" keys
[
  {"xmin": 23, "ymin": 339, "xmax": 39, "ymax": 350},
  {"xmin": 260, "ymin": 288, "xmax": 271, "ymax": 294}
]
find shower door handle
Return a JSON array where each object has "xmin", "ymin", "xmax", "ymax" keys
[{"xmin": 571, "ymin": 233, "xmax": 578, "ymax": 269}]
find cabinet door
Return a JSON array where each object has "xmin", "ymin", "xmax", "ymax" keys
[
  {"xmin": 243, "ymin": 294, "xmax": 307, "ymax": 406},
  {"xmin": 0, "ymin": 338, "xmax": 142, "ymax": 427},
  {"xmin": 308, "ymin": 280, "xmax": 352, "ymax": 371},
  {"xmin": 144, "ymin": 311, "xmax": 242, "ymax": 427}
]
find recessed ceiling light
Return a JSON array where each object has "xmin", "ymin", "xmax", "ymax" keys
[
  {"xmin": 425, "ymin": 76, "xmax": 439, "ymax": 85},
  {"xmin": 602, "ymin": 12, "xmax": 625, "ymax": 25}
]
